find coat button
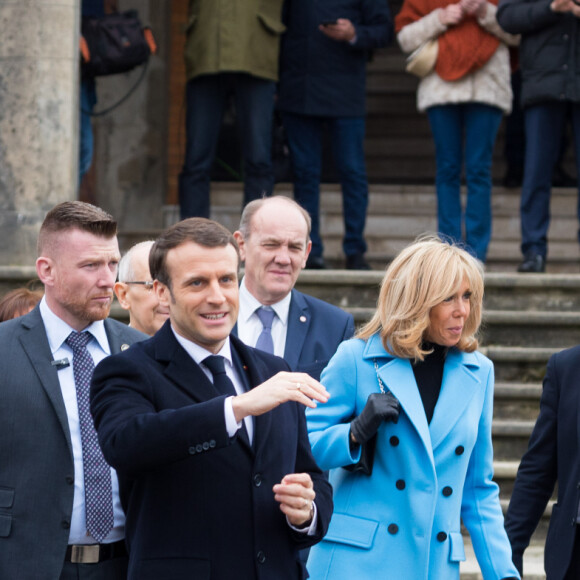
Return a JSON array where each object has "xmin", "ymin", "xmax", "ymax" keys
[
  {"xmin": 188, "ymin": 446, "xmax": 196, "ymax": 455},
  {"xmin": 202, "ymin": 442, "xmax": 210, "ymax": 451},
  {"xmin": 61, "ymin": 520, "xmax": 70, "ymax": 529},
  {"xmin": 442, "ymin": 486, "xmax": 453, "ymax": 497},
  {"xmin": 65, "ymin": 476, "xmax": 74, "ymax": 485},
  {"xmin": 390, "ymin": 436, "xmax": 400, "ymax": 446},
  {"xmin": 209, "ymin": 440, "xmax": 216, "ymax": 448},
  {"xmin": 437, "ymin": 532, "xmax": 447, "ymax": 542},
  {"xmin": 455, "ymin": 445, "xmax": 464, "ymax": 455},
  {"xmin": 256, "ymin": 551, "xmax": 266, "ymax": 564},
  {"xmin": 253, "ymin": 473, "xmax": 262, "ymax": 487},
  {"xmin": 396, "ymin": 479, "xmax": 406, "ymax": 490},
  {"xmin": 388, "ymin": 523, "xmax": 399, "ymax": 534},
  {"xmin": 196, "ymin": 444, "xmax": 203, "ymax": 453}
]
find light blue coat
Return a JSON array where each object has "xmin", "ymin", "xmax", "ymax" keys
[{"xmin": 306, "ymin": 334, "xmax": 519, "ymax": 580}]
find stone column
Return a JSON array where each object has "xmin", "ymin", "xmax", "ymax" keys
[{"xmin": 0, "ymin": 0, "xmax": 78, "ymax": 267}]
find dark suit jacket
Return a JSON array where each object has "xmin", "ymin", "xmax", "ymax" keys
[
  {"xmin": 0, "ymin": 306, "xmax": 145, "ymax": 580},
  {"xmin": 237, "ymin": 289, "xmax": 355, "ymax": 382},
  {"xmin": 505, "ymin": 345, "xmax": 580, "ymax": 579},
  {"xmin": 90, "ymin": 322, "xmax": 333, "ymax": 580}
]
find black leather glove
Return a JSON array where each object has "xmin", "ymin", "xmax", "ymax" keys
[{"xmin": 350, "ymin": 392, "xmax": 400, "ymax": 445}]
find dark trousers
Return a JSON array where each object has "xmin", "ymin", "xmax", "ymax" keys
[
  {"xmin": 178, "ymin": 73, "xmax": 275, "ymax": 220},
  {"xmin": 60, "ymin": 556, "xmax": 128, "ymax": 580},
  {"xmin": 520, "ymin": 102, "xmax": 580, "ymax": 257},
  {"xmin": 281, "ymin": 112, "xmax": 368, "ymax": 258}
]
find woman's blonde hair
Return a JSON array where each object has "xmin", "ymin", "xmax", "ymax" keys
[{"xmin": 357, "ymin": 235, "xmax": 484, "ymax": 360}]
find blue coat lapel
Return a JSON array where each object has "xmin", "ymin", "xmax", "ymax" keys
[
  {"xmin": 429, "ymin": 349, "xmax": 481, "ymax": 451},
  {"xmin": 284, "ymin": 290, "xmax": 309, "ymax": 370},
  {"xmin": 362, "ymin": 336, "xmax": 484, "ymax": 461},
  {"xmin": 363, "ymin": 335, "xmax": 433, "ymax": 464}
]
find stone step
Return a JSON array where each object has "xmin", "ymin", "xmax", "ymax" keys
[
  {"xmin": 494, "ymin": 382, "xmax": 542, "ymax": 421},
  {"xmin": 292, "ymin": 271, "xmax": 580, "ymax": 312},
  {"xmin": 153, "ymin": 184, "xmax": 580, "ymax": 271}
]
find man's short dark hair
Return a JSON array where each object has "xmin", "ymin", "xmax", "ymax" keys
[
  {"xmin": 150, "ymin": 218, "xmax": 239, "ymax": 288},
  {"xmin": 37, "ymin": 201, "xmax": 117, "ymax": 256}
]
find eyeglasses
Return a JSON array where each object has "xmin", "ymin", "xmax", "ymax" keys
[{"xmin": 125, "ymin": 281, "xmax": 154, "ymax": 291}]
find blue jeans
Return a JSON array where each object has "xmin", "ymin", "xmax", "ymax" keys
[
  {"xmin": 79, "ymin": 78, "xmax": 97, "ymax": 185},
  {"xmin": 427, "ymin": 103, "xmax": 503, "ymax": 262},
  {"xmin": 179, "ymin": 73, "xmax": 275, "ymax": 219},
  {"xmin": 520, "ymin": 102, "xmax": 580, "ymax": 257},
  {"xmin": 282, "ymin": 113, "xmax": 368, "ymax": 258}
]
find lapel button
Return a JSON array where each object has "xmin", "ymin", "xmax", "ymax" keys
[{"xmin": 299, "ymin": 316, "xmax": 307, "ymax": 323}]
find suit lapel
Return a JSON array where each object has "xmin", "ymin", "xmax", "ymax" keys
[
  {"xmin": 19, "ymin": 309, "xmax": 73, "ymax": 454},
  {"xmin": 154, "ymin": 323, "xmax": 222, "ymax": 402},
  {"xmin": 428, "ymin": 349, "xmax": 481, "ymax": 451},
  {"xmin": 283, "ymin": 290, "xmax": 309, "ymax": 370}
]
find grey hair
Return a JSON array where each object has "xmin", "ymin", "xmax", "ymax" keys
[{"xmin": 118, "ymin": 240, "xmax": 155, "ymax": 282}]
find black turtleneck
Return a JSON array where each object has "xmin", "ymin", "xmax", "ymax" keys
[{"xmin": 411, "ymin": 343, "xmax": 447, "ymax": 424}]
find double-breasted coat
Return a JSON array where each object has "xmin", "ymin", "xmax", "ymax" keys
[{"xmin": 305, "ymin": 334, "xmax": 519, "ymax": 579}]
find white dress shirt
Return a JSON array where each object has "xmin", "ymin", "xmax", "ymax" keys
[
  {"xmin": 237, "ymin": 278, "xmax": 292, "ymax": 357},
  {"xmin": 39, "ymin": 297, "xmax": 125, "ymax": 545}
]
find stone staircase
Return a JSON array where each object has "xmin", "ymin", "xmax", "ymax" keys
[{"xmin": 152, "ymin": 182, "xmax": 580, "ymax": 274}]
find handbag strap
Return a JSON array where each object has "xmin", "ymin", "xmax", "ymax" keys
[
  {"xmin": 82, "ymin": 60, "xmax": 149, "ymax": 117},
  {"xmin": 373, "ymin": 359, "xmax": 387, "ymax": 394}
]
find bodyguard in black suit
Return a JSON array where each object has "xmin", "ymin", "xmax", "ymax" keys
[
  {"xmin": 505, "ymin": 345, "xmax": 580, "ymax": 579},
  {"xmin": 234, "ymin": 196, "xmax": 355, "ymax": 381},
  {"xmin": 0, "ymin": 202, "xmax": 145, "ymax": 580},
  {"xmin": 91, "ymin": 217, "xmax": 333, "ymax": 580}
]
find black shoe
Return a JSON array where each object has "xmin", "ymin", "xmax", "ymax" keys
[
  {"xmin": 517, "ymin": 253, "xmax": 545, "ymax": 273},
  {"xmin": 305, "ymin": 255, "xmax": 327, "ymax": 270},
  {"xmin": 345, "ymin": 253, "xmax": 372, "ymax": 270},
  {"xmin": 502, "ymin": 164, "xmax": 523, "ymax": 188},
  {"xmin": 552, "ymin": 165, "xmax": 576, "ymax": 188}
]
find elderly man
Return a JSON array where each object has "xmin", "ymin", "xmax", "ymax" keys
[
  {"xmin": 114, "ymin": 241, "xmax": 169, "ymax": 336},
  {"xmin": 0, "ymin": 201, "xmax": 145, "ymax": 579},
  {"xmin": 233, "ymin": 196, "xmax": 355, "ymax": 381},
  {"xmin": 90, "ymin": 217, "xmax": 333, "ymax": 579}
]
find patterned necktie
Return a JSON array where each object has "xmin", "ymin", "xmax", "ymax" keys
[
  {"xmin": 66, "ymin": 331, "xmax": 114, "ymax": 543},
  {"xmin": 203, "ymin": 355, "xmax": 237, "ymax": 396},
  {"xmin": 255, "ymin": 307, "xmax": 276, "ymax": 354}
]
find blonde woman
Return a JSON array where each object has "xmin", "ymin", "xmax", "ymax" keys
[{"xmin": 306, "ymin": 237, "xmax": 519, "ymax": 579}]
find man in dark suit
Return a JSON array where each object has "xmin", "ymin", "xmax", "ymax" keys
[
  {"xmin": 234, "ymin": 196, "xmax": 355, "ymax": 381},
  {"xmin": 505, "ymin": 345, "xmax": 580, "ymax": 579},
  {"xmin": 90, "ymin": 217, "xmax": 333, "ymax": 580},
  {"xmin": 0, "ymin": 201, "xmax": 145, "ymax": 579}
]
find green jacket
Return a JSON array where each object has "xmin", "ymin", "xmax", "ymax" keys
[{"xmin": 185, "ymin": 0, "xmax": 286, "ymax": 82}]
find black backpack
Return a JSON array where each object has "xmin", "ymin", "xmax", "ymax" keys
[{"xmin": 81, "ymin": 10, "xmax": 152, "ymax": 78}]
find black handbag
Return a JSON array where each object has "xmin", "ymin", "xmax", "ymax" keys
[{"xmin": 81, "ymin": 10, "xmax": 153, "ymax": 78}]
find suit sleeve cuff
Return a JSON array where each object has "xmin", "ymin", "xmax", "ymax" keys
[{"xmin": 287, "ymin": 502, "xmax": 318, "ymax": 535}]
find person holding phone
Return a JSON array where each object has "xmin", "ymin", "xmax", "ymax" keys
[{"xmin": 277, "ymin": 0, "xmax": 392, "ymax": 271}]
